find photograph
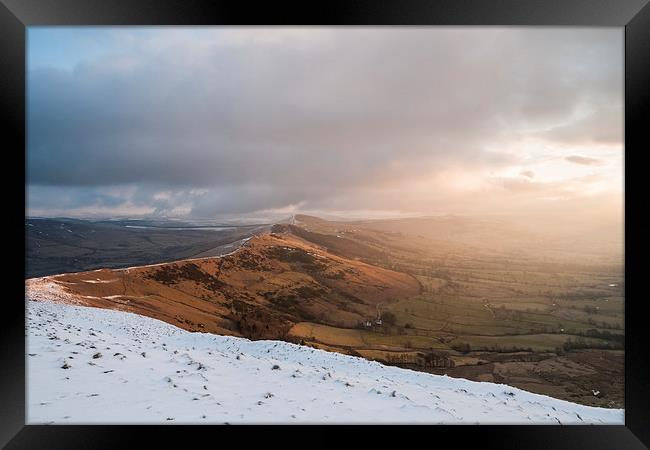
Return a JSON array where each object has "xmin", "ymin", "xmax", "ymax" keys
[{"xmin": 24, "ymin": 26, "xmax": 625, "ymax": 425}]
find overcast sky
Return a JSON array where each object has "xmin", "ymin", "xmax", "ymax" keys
[{"xmin": 27, "ymin": 27, "xmax": 623, "ymax": 221}]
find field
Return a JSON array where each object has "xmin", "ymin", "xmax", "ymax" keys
[{"xmin": 280, "ymin": 215, "xmax": 625, "ymax": 407}]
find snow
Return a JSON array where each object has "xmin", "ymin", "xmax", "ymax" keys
[
  {"xmin": 26, "ymin": 300, "xmax": 624, "ymax": 425},
  {"xmin": 80, "ymin": 279, "xmax": 119, "ymax": 284},
  {"xmin": 25, "ymin": 278, "xmax": 88, "ymax": 305}
]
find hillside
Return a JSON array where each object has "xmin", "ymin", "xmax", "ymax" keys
[
  {"xmin": 277, "ymin": 215, "xmax": 625, "ymax": 408},
  {"xmin": 25, "ymin": 215, "xmax": 624, "ymax": 408},
  {"xmin": 26, "ymin": 300, "xmax": 623, "ymax": 424},
  {"xmin": 26, "ymin": 230, "xmax": 420, "ymax": 341}
]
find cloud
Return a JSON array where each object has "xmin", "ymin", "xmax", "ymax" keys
[
  {"xmin": 27, "ymin": 28, "xmax": 622, "ymax": 218},
  {"xmin": 520, "ymin": 170, "xmax": 535, "ymax": 179},
  {"xmin": 538, "ymin": 107, "xmax": 623, "ymax": 146},
  {"xmin": 565, "ymin": 155, "xmax": 605, "ymax": 166}
]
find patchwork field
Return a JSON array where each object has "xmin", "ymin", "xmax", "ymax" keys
[{"xmin": 277, "ymin": 215, "xmax": 624, "ymax": 407}]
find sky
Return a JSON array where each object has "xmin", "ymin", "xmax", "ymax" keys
[{"xmin": 26, "ymin": 27, "xmax": 623, "ymax": 222}]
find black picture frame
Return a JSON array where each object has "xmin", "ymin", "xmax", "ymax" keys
[{"xmin": 3, "ymin": 0, "xmax": 649, "ymax": 448}]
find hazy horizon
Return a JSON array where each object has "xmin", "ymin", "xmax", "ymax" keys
[{"xmin": 27, "ymin": 27, "xmax": 623, "ymax": 229}]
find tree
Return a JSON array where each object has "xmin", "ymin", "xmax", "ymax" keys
[
  {"xmin": 380, "ymin": 311, "xmax": 397, "ymax": 326},
  {"xmin": 452, "ymin": 342, "xmax": 471, "ymax": 354}
]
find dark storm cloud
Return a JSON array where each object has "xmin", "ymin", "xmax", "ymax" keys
[
  {"xmin": 27, "ymin": 28, "xmax": 622, "ymax": 217},
  {"xmin": 27, "ymin": 185, "xmax": 131, "ymax": 212}
]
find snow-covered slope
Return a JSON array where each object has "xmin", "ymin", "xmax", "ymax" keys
[{"xmin": 26, "ymin": 300, "xmax": 624, "ymax": 424}]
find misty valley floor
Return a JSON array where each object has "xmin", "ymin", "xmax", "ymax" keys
[{"xmin": 26, "ymin": 300, "xmax": 623, "ymax": 424}]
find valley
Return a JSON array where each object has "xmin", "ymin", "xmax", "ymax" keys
[
  {"xmin": 25, "ymin": 218, "xmax": 270, "ymax": 278},
  {"xmin": 26, "ymin": 214, "xmax": 624, "ymax": 408}
]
